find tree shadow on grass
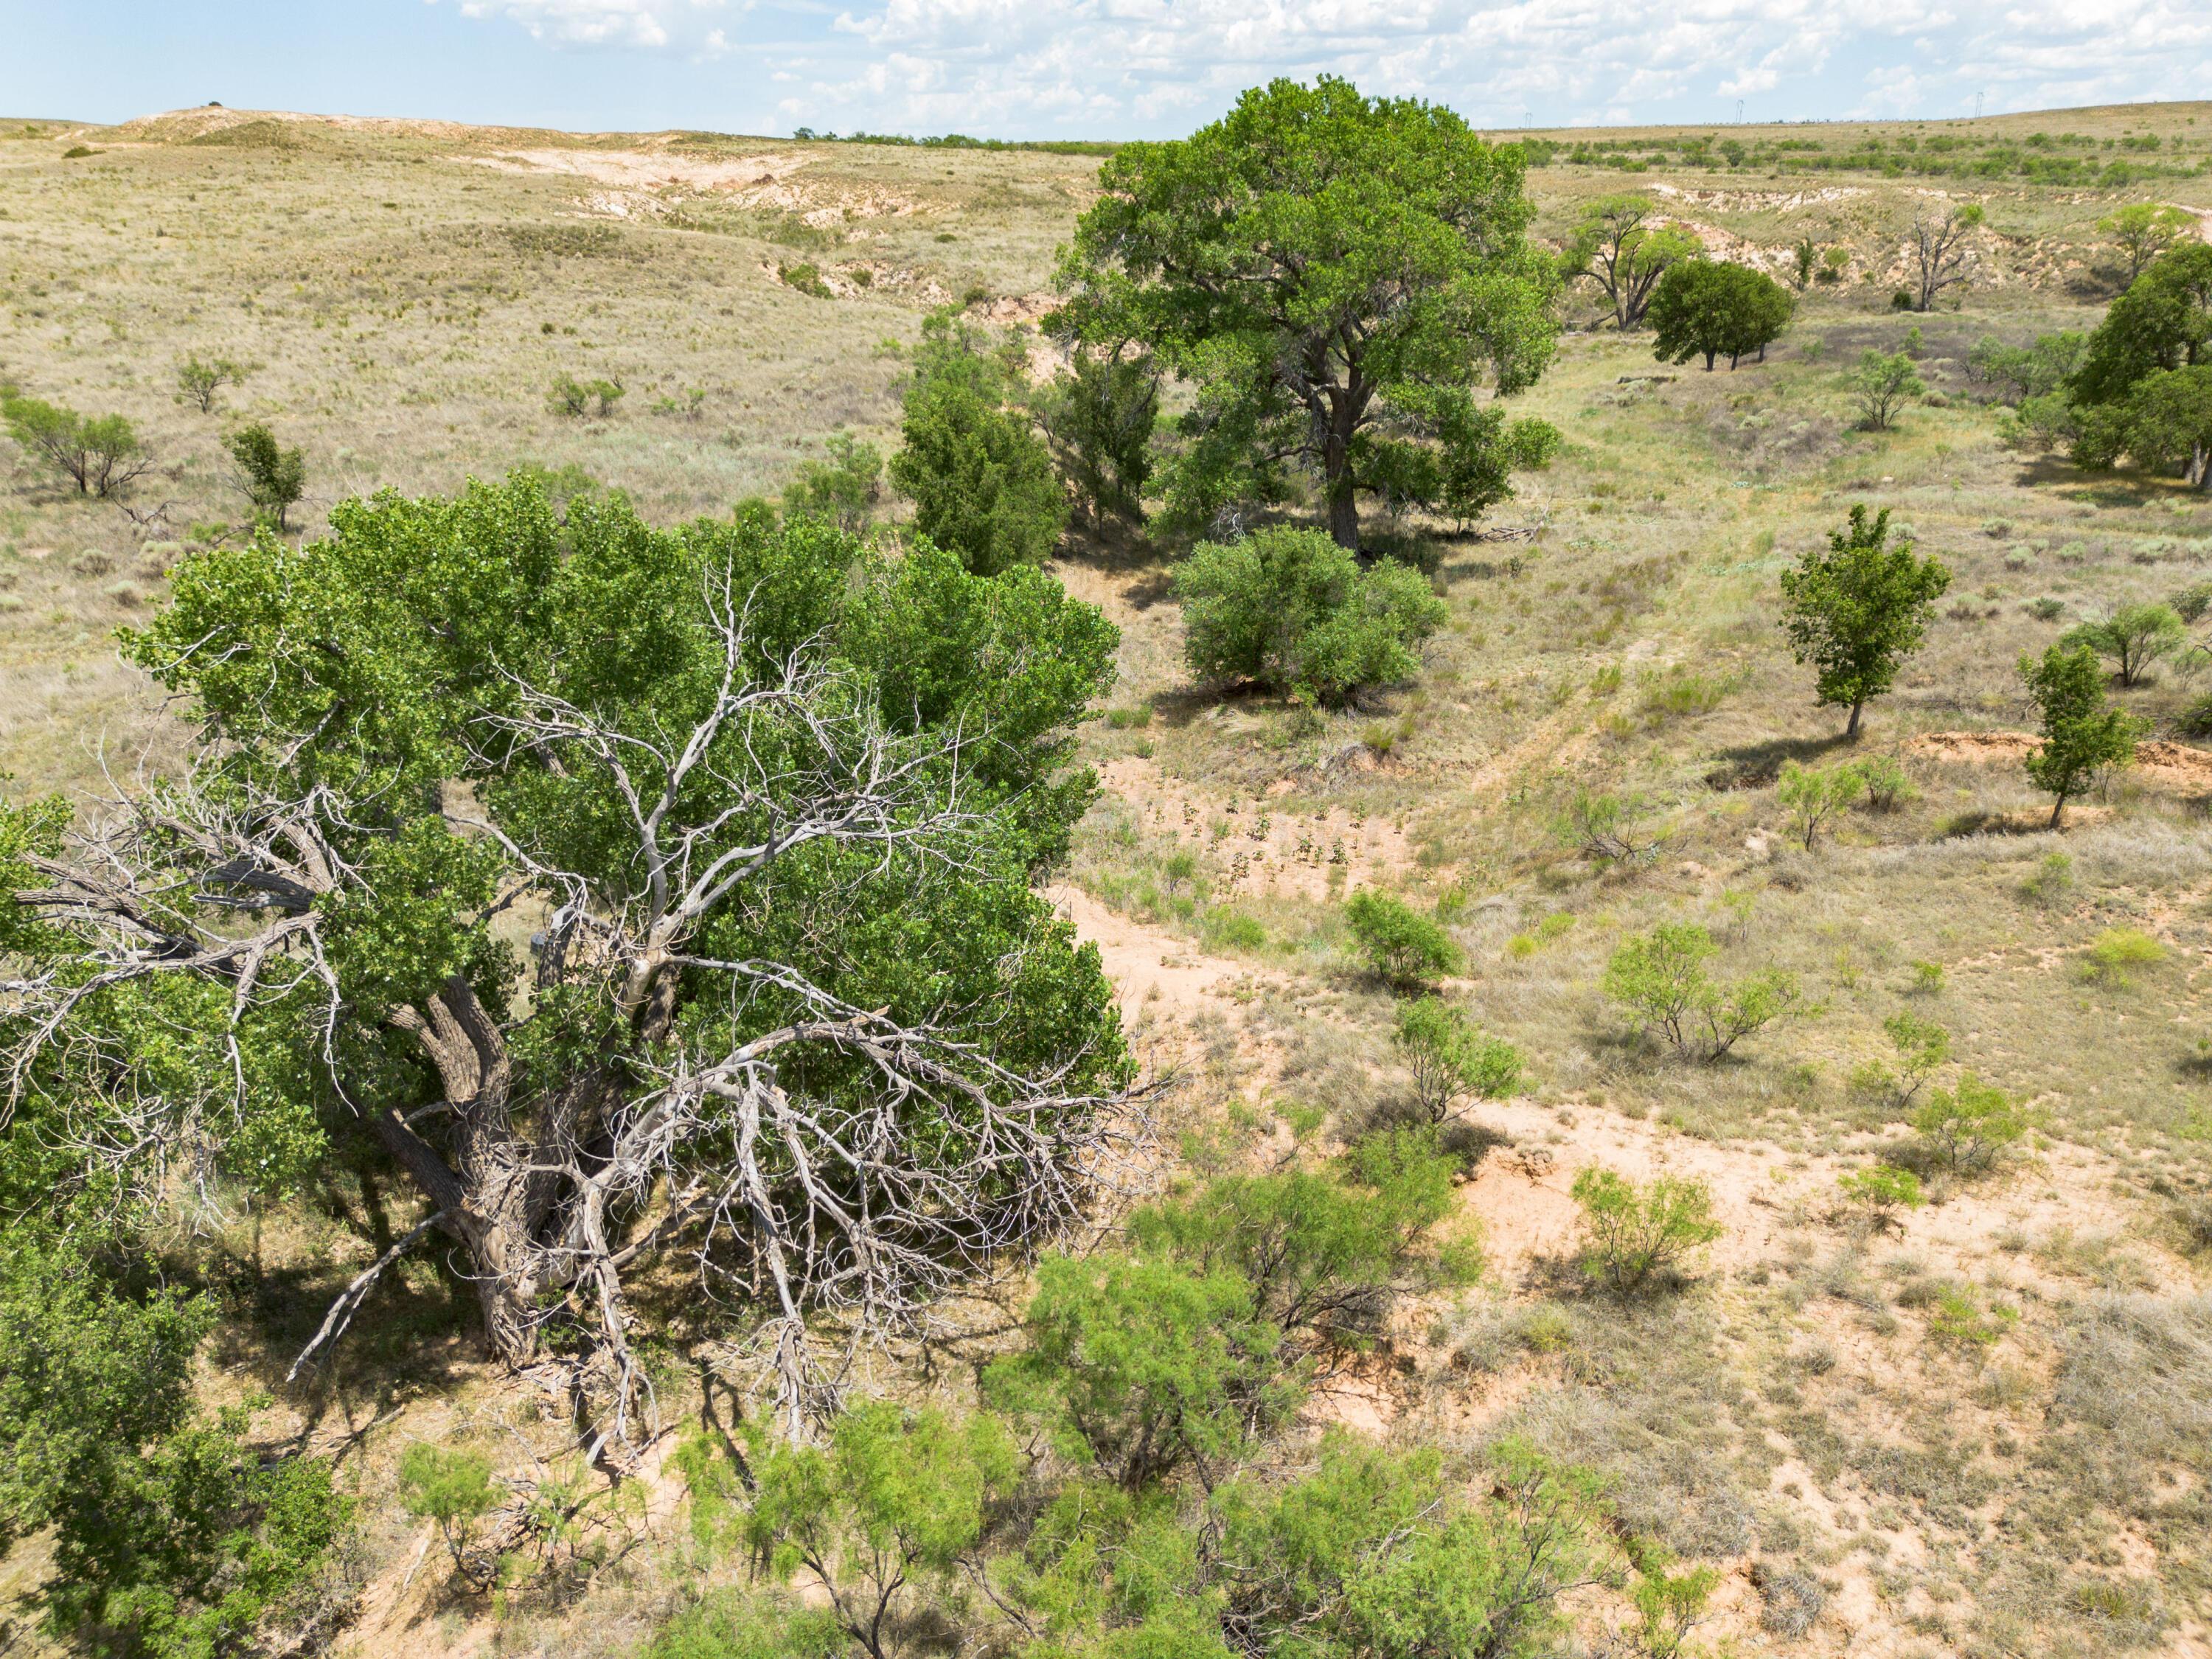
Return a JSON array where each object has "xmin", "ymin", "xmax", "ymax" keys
[{"xmin": 1704, "ymin": 730, "xmax": 1858, "ymax": 790}]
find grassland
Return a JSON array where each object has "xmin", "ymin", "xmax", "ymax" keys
[{"xmin": 3, "ymin": 97, "xmax": 2212, "ymax": 1659}]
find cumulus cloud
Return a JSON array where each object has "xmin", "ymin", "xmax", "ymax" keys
[{"xmin": 442, "ymin": 0, "xmax": 2212, "ymax": 132}]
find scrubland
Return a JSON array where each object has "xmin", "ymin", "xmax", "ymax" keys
[{"xmin": 4, "ymin": 97, "xmax": 2212, "ymax": 1659}]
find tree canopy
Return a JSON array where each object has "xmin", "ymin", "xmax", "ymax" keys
[
  {"xmin": 1778, "ymin": 505, "xmax": 1952, "ymax": 736},
  {"xmin": 1563, "ymin": 195, "xmax": 1703, "ymax": 330},
  {"xmin": 1, "ymin": 474, "xmax": 1130, "ymax": 1437},
  {"xmin": 2070, "ymin": 242, "xmax": 2212, "ymax": 407},
  {"xmin": 1054, "ymin": 76, "xmax": 1559, "ymax": 552},
  {"xmin": 1647, "ymin": 260, "xmax": 1795, "ymax": 370}
]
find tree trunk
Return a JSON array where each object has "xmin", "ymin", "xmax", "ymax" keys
[
  {"xmin": 2049, "ymin": 794, "xmax": 2067, "ymax": 830},
  {"xmin": 1846, "ymin": 698, "xmax": 1863, "ymax": 738},
  {"xmin": 1328, "ymin": 486, "xmax": 1360, "ymax": 552},
  {"xmin": 1703, "ymin": 349, "xmax": 1717, "ymax": 372},
  {"xmin": 1323, "ymin": 403, "xmax": 1360, "ymax": 554}
]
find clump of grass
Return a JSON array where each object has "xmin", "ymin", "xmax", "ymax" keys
[{"xmin": 2079, "ymin": 927, "xmax": 2165, "ymax": 988}]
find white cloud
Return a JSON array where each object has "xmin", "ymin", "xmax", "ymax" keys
[
  {"xmin": 441, "ymin": 0, "xmax": 731, "ymax": 51},
  {"xmin": 441, "ymin": 0, "xmax": 2212, "ymax": 132}
]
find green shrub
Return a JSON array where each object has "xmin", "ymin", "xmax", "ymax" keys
[
  {"xmin": 1553, "ymin": 789, "xmax": 1666, "ymax": 865},
  {"xmin": 397, "ymin": 1443, "xmax": 499, "ymax": 1587},
  {"xmin": 1602, "ymin": 922, "xmax": 1798, "ymax": 1061},
  {"xmin": 1909, "ymin": 1074, "xmax": 2030, "ymax": 1176},
  {"xmin": 1200, "ymin": 905, "xmax": 1267, "ymax": 952},
  {"xmin": 547, "ymin": 372, "xmax": 623, "ymax": 417},
  {"xmin": 175, "ymin": 354, "xmax": 247, "ymax": 413},
  {"xmin": 650, "ymin": 1592, "xmax": 846, "ymax": 1659},
  {"xmin": 1394, "ymin": 997, "xmax": 1522, "ymax": 1121},
  {"xmin": 1344, "ymin": 889, "xmax": 1460, "ymax": 986},
  {"xmin": 1847, "ymin": 349, "xmax": 1924, "ymax": 430},
  {"xmin": 1837, "ymin": 1165, "xmax": 1925, "ymax": 1229},
  {"xmin": 1177, "ymin": 526, "xmax": 1446, "ymax": 707},
  {"xmin": 1926, "ymin": 1283, "xmax": 2019, "ymax": 1347},
  {"xmin": 223, "ymin": 421, "xmax": 307, "ymax": 532},
  {"xmin": 783, "ymin": 431, "xmax": 883, "ymax": 535},
  {"xmin": 2020, "ymin": 850, "xmax": 2076, "ymax": 907},
  {"xmin": 2062, "ymin": 603, "xmax": 2185, "ymax": 686},
  {"xmin": 1776, "ymin": 758, "xmax": 1863, "ymax": 849},
  {"xmin": 1856, "ymin": 752, "xmax": 1917, "ymax": 811},
  {"xmin": 2080, "ymin": 926, "xmax": 2166, "ymax": 987},
  {"xmin": 778, "ymin": 261, "xmax": 833, "ymax": 298},
  {"xmin": 1569, "ymin": 1168, "xmax": 1724, "ymax": 1294}
]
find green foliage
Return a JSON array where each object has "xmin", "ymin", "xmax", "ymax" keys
[
  {"xmin": 2062, "ymin": 602, "xmax": 2185, "ymax": 686},
  {"xmin": 1846, "ymin": 349, "xmax": 1924, "ymax": 431},
  {"xmin": 2019, "ymin": 642, "xmax": 2149, "ymax": 825},
  {"xmin": 784, "ymin": 431, "xmax": 884, "ymax": 535},
  {"xmin": 1837, "ymin": 1164, "xmax": 1926, "ymax": 1227},
  {"xmin": 649, "ymin": 1591, "xmax": 847, "ymax": 1659},
  {"xmin": 2095, "ymin": 365, "xmax": 2212, "ymax": 489},
  {"xmin": 1057, "ymin": 76, "xmax": 1559, "ymax": 549},
  {"xmin": 1966, "ymin": 331, "xmax": 2084, "ymax": 404},
  {"xmin": 2080, "ymin": 926, "xmax": 2166, "ymax": 987},
  {"xmin": 1563, "ymin": 194, "xmax": 1703, "ymax": 330},
  {"xmin": 0, "ymin": 1242, "xmax": 349, "ymax": 1656},
  {"xmin": 1568, "ymin": 1168, "xmax": 1724, "ymax": 1294},
  {"xmin": 1778, "ymin": 504, "xmax": 1952, "ymax": 734},
  {"xmin": 1214, "ymin": 1434, "xmax": 1602, "ymax": 1659},
  {"xmin": 779, "ymin": 261, "xmax": 833, "ymax": 298},
  {"xmin": 1910, "ymin": 1074, "xmax": 2030, "ymax": 1176},
  {"xmin": 992, "ymin": 1252, "xmax": 1298, "ymax": 1492},
  {"xmin": 1175, "ymin": 527, "xmax": 1445, "ymax": 707},
  {"xmin": 1553, "ymin": 788, "xmax": 1665, "ymax": 866},
  {"xmin": 2101, "ymin": 204, "xmax": 2197, "ymax": 282},
  {"xmin": 1, "ymin": 392, "xmax": 151, "ymax": 495},
  {"xmin": 1775, "ymin": 759, "xmax": 1863, "ymax": 849},
  {"xmin": 1646, "ymin": 259, "xmax": 1795, "ymax": 370},
  {"xmin": 1343, "ymin": 888, "xmax": 1460, "ymax": 987},
  {"xmin": 1393, "ymin": 998, "xmax": 1521, "ymax": 1121},
  {"xmin": 1855, "ymin": 752, "xmax": 1916, "ymax": 810},
  {"xmin": 175, "ymin": 355, "xmax": 248, "ymax": 413},
  {"xmin": 223, "ymin": 422, "xmax": 307, "ymax": 532},
  {"xmin": 1628, "ymin": 1551, "xmax": 1720, "ymax": 1658},
  {"xmin": 1602, "ymin": 922, "xmax": 1798, "ymax": 1062},
  {"xmin": 2070, "ymin": 242, "xmax": 2212, "ymax": 406},
  {"xmin": 2021, "ymin": 850, "xmax": 2076, "ymax": 907},
  {"xmin": 546, "ymin": 372, "xmax": 623, "ymax": 417},
  {"xmin": 891, "ymin": 313, "xmax": 1067, "ymax": 574},
  {"xmin": 1926, "ymin": 1284, "xmax": 2019, "ymax": 1347},
  {"xmin": 997, "ymin": 1146, "xmax": 1464, "ymax": 1495},
  {"xmin": 397, "ymin": 1443, "xmax": 499, "ymax": 1587},
  {"xmin": 1035, "ymin": 351, "xmax": 1158, "ymax": 531},
  {"xmin": 1882, "ymin": 1012, "xmax": 1952, "ymax": 1107},
  {"xmin": 745, "ymin": 1402, "xmax": 1016, "ymax": 1659}
]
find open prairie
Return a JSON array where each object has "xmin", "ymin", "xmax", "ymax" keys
[{"xmin": 4, "ymin": 97, "xmax": 2212, "ymax": 1659}]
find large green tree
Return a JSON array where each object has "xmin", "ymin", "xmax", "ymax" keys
[
  {"xmin": 1647, "ymin": 260, "xmax": 1795, "ymax": 371},
  {"xmin": 1778, "ymin": 505, "xmax": 1952, "ymax": 737},
  {"xmin": 1562, "ymin": 195, "xmax": 1703, "ymax": 330},
  {"xmin": 1054, "ymin": 77, "xmax": 1559, "ymax": 552},
  {"xmin": 0, "ymin": 476, "xmax": 1128, "ymax": 1438},
  {"xmin": 2070, "ymin": 242, "xmax": 2212, "ymax": 406}
]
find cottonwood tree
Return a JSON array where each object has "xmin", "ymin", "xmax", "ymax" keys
[
  {"xmin": 2100, "ymin": 204, "xmax": 2195, "ymax": 286},
  {"xmin": 2098, "ymin": 364, "xmax": 2212, "ymax": 489},
  {"xmin": 2070, "ymin": 243, "xmax": 2212, "ymax": 406},
  {"xmin": 1054, "ymin": 77, "xmax": 1559, "ymax": 553},
  {"xmin": 224, "ymin": 421, "xmax": 307, "ymax": 532},
  {"xmin": 0, "ymin": 477, "xmax": 1133, "ymax": 1445},
  {"xmin": 1565, "ymin": 195, "xmax": 1703, "ymax": 330},
  {"xmin": 1779, "ymin": 505, "xmax": 1952, "ymax": 737},
  {"xmin": 1907, "ymin": 203, "xmax": 1985, "ymax": 313}
]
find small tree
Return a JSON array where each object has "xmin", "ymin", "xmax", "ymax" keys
[
  {"xmin": 1791, "ymin": 236, "xmax": 1819, "ymax": 291},
  {"xmin": 2020, "ymin": 642, "xmax": 2149, "ymax": 827},
  {"xmin": 743, "ymin": 1402, "xmax": 1017, "ymax": 1659},
  {"xmin": 175, "ymin": 354, "xmax": 247, "ymax": 413},
  {"xmin": 1565, "ymin": 195, "xmax": 1704, "ymax": 330},
  {"xmin": 1648, "ymin": 260, "xmax": 1795, "ymax": 371},
  {"xmin": 1966, "ymin": 331, "xmax": 2084, "ymax": 404},
  {"xmin": 1847, "ymin": 349, "xmax": 1924, "ymax": 431},
  {"xmin": 1345, "ymin": 890, "xmax": 1460, "ymax": 987},
  {"xmin": 1603, "ymin": 922, "xmax": 1796, "ymax": 1062},
  {"xmin": 1569, "ymin": 1169, "xmax": 1723, "ymax": 1294},
  {"xmin": 1776, "ymin": 759, "xmax": 1864, "ymax": 849},
  {"xmin": 223, "ymin": 422, "xmax": 307, "ymax": 532},
  {"xmin": 548, "ymin": 373, "xmax": 622, "ymax": 417},
  {"xmin": 1, "ymin": 394, "xmax": 152, "ymax": 496},
  {"xmin": 1176, "ymin": 526, "xmax": 1445, "ymax": 707},
  {"xmin": 1394, "ymin": 998, "xmax": 1521, "ymax": 1121},
  {"xmin": 784, "ymin": 432, "xmax": 883, "ymax": 534},
  {"xmin": 891, "ymin": 316, "xmax": 1065, "ymax": 575},
  {"xmin": 1778, "ymin": 504, "xmax": 1952, "ymax": 736},
  {"xmin": 2062, "ymin": 603, "xmax": 2185, "ymax": 686},
  {"xmin": 1554, "ymin": 788, "xmax": 1666, "ymax": 866},
  {"xmin": 1909, "ymin": 1074, "xmax": 2029, "ymax": 1176},
  {"xmin": 1882, "ymin": 1012, "xmax": 1951, "ymax": 1107},
  {"xmin": 1908, "ymin": 202, "xmax": 1985, "ymax": 312},
  {"xmin": 2101, "ymin": 204, "xmax": 2194, "ymax": 286},
  {"xmin": 1034, "ymin": 351, "xmax": 1157, "ymax": 532}
]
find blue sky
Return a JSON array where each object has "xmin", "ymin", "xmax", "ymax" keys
[{"xmin": 2, "ymin": 0, "xmax": 2207, "ymax": 141}]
